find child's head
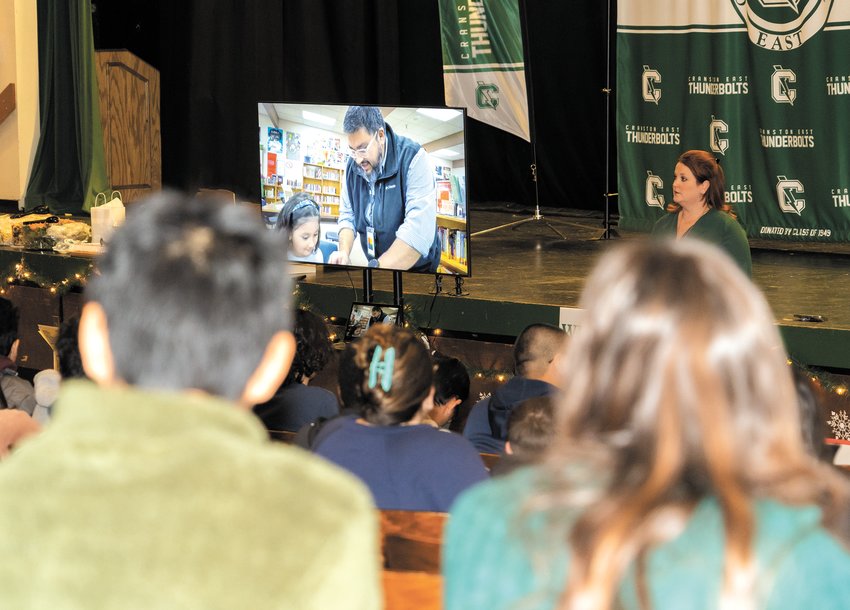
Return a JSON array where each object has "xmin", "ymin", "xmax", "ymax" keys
[
  {"xmin": 505, "ymin": 395, "xmax": 555, "ymax": 459},
  {"xmin": 283, "ymin": 309, "xmax": 334, "ymax": 387},
  {"xmin": 430, "ymin": 355, "xmax": 470, "ymax": 427},
  {"xmin": 0, "ymin": 297, "xmax": 20, "ymax": 360},
  {"xmin": 340, "ymin": 325, "xmax": 433, "ymax": 426},
  {"xmin": 57, "ymin": 316, "xmax": 85, "ymax": 379},
  {"xmin": 276, "ymin": 193, "xmax": 321, "ymax": 258}
]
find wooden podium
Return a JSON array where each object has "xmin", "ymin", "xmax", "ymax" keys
[{"xmin": 95, "ymin": 50, "xmax": 161, "ymax": 204}]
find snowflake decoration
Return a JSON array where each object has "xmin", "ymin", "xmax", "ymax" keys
[
  {"xmin": 478, "ymin": 391, "xmax": 492, "ymax": 402},
  {"xmin": 828, "ymin": 410, "xmax": 850, "ymax": 441}
]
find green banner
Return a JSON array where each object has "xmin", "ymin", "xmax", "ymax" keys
[
  {"xmin": 617, "ymin": 1, "xmax": 850, "ymax": 242},
  {"xmin": 438, "ymin": 0, "xmax": 530, "ymax": 141}
]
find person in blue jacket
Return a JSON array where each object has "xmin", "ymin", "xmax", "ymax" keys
[
  {"xmin": 330, "ymin": 106, "xmax": 440, "ymax": 272},
  {"xmin": 463, "ymin": 323, "xmax": 566, "ymax": 453}
]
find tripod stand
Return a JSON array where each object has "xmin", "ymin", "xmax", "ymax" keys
[
  {"xmin": 471, "ymin": 163, "xmax": 567, "ymax": 239},
  {"xmin": 470, "ymin": 0, "xmax": 568, "ymax": 241}
]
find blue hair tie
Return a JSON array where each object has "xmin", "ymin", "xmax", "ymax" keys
[{"xmin": 368, "ymin": 346, "xmax": 395, "ymax": 392}]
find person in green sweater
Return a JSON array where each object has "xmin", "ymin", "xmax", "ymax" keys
[
  {"xmin": 0, "ymin": 192, "xmax": 381, "ymax": 610},
  {"xmin": 652, "ymin": 150, "xmax": 752, "ymax": 276},
  {"xmin": 444, "ymin": 239, "xmax": 850, "ymax": 610}
]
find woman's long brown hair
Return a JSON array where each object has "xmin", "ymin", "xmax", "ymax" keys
[{"xmin": 528, "ymin": 239, "xmax": 848, "ymax": 610}]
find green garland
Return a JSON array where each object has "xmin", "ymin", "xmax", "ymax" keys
[
  {"xmin": 791, "ymin": 357, "xmax": 850, "ymax": 399},
  {"xmin": 0, "ymin": 256, "xmax": 93, "ymax": 296}
]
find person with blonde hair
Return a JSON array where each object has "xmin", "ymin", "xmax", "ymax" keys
[{"xmin": 444, "ymin": 239, "xmax": 850, "ymax": 610}]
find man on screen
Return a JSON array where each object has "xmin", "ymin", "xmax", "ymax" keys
[{"xmin": 329, "ymin": 106, "xmax": 441, "ymax": 272}]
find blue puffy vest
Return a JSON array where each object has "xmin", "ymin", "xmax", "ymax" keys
[{"xmin": 344, "ymin": 124, "xmax": 441, "ymax": 273}]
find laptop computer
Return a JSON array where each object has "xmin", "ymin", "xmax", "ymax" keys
[{"xmin": 343, "ymin": 302, "xmax": 401, "ymax": 342}]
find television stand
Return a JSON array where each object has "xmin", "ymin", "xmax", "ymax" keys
[{"xmin": 362, "ymin": 269, "xmax": 405, "ymax": 326}]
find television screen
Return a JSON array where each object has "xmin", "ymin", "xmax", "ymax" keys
[
  {"xmin": 258, "ymin": 103, "xmax": 469, "ymax": 276},
  {"xmin": 343, "ymin": 302, "xmax": 401, "ymax": 342}
]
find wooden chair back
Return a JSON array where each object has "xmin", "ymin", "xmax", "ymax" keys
[
  {"xmin": 480, "ymin": 452, "xmax": 501, "ymax": 470},
  {"xmin": 268, "ymin": 429, "xmax": 297, "ymax": 444},
  {"xmin": 382, "ymin": 570, "xmax": 442, "ymax": 610},
  {"xmin": 379, "ymin": 509, "xmax": 447, "ymax": 573}
]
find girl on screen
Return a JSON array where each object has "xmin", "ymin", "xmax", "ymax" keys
[{"xmin": 275, "ymin": 192, "xmax": 337, "ymax": 263}]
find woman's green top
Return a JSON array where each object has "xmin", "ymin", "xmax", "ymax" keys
[
  {"xmin": 652, "ymin": 208, "xmax": 752, "ymax": 276},
  {"xmin": 444, "ymin": 467, "xmax": 850, "ymax": 610}
]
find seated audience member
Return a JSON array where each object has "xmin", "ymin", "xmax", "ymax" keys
[
  {"xmin": 32, "ymin": 316, "xmax": 86, "ymax": 422},
  {"xmin": 0, "ymin": 297, "xmax": 37, "ymax": 415},
  {"xmin": 0, "ymin": 409, "xmax": 40, "ymax": 457},
  {"xmin": 253, "ymin": 308, "xmax": 339, "ymax": 432},
  {"xmin": 463, "ymin": 323, "xmax": 566, "ymax": 453},
  {"xmin": 0, "ymin": 192, "xmax": 380, "ymax": 609},
  {"xmin": 489, "ymin": 395, "xmax": 555, "ymax": 477},
  {"xmin": 55, "ymin": 316, "xmax": 85, "ymax": 379},
  {"xmin": 444, "ymin": 239, "xmax": 850, "ymax": 610},
  {"xmin": 314, "ymin": 325, "xmax": 488, "ymax": 511},
  {"xmin": 425, "ymin": 354, "xmax": 470, "ymax": 430},
  {"xmin": 294, "ymin": 341, "xmax": 363, "ymax": 449}
]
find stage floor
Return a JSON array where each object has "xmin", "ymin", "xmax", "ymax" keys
[{"xmin": 299, "ymin": 205, "xmax": 850, "ymax": 369}]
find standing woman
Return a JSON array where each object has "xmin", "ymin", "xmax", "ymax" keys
[
  {"xmin": 652, "ymin": 150, "xmax": 752, "ymax": 275},
  {"xmin": 444, "ymin": 239, "xmax": 850, "ymax": 610}
]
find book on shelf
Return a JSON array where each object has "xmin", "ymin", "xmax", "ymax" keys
[{"xmin": 437, "ymin": 227, "xmax": 467, "ymax": 264}]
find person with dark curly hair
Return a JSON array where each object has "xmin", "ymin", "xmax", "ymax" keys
[{"xmin": 253, "ymin": 308, "xmax": 340, "ymax": 432}]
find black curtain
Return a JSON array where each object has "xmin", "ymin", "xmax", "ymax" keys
[{"xmin": 93, "ymin": 0, "xmax": 612, "ymax": 213}]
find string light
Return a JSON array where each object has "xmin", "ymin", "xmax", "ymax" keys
[
  {"xmin": 790, "ymin": 358, "xmax": 850, "ymax": 404},
  {"xmin": 1, "ymin": 256, "xmax": 93, "ymax": 295}
]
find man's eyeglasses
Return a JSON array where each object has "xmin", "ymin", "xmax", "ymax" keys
[{"xmin": 348, "ymin": 131, "xmax": 378, "ymax": 159}]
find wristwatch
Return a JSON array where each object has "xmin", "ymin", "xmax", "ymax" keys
[{"xmin": 367, "ymin": 259, "xmax": 380, "ymax": 268}]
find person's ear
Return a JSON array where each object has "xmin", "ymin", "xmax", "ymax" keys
[
  {"xmin": 699, "ymin": 179, "xmax": 710, "ymax": 197},
  {"xmin": 8, "ymin": 338, "xmax": 19, "ymax": 363},
  {"xmin": 78, "ymin": 302, "xmax": 116, "ymax": 385},
  {"xmin": 420, "ymin": 385, "xmax": 436, "ymax": 415},
  {"xmin": 238, "ymin": 331, "xmax": 296, "ymax": 409}
]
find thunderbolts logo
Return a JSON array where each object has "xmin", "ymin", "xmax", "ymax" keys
[
  {"xmin": 642, "ymin": 65, "xmax": 661, "ymax": 105},
  {"xmin": 776, "ymin": 175, "xmax": 806, "ymax": 216},
  {"xmin": 772, "ymin": 65, "xmax": 797, "ymax": 104},
  {"xmin": 731, "ymin": 0, "xmax": 834, "ymax": 51},
  {"xmin": 645, "ymin": 171, "xmax": 665, "ymax": 209},
  {"xmin": 475, "ymin": 82, "xmax": 500, "ymax": 109},
  {"xmin": 710, "ymin": 115, "xmax": 729, "ymax": 155}
]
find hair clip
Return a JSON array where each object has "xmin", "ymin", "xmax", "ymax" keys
[{"xmin": 368, "ymin": 346, "xmax": 395, "ymax": 392}]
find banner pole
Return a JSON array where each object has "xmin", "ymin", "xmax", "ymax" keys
[
  {"xmin": 598, "ymin": 0, "xmax": 619, "ymax": 240},
  {"xmin": 471, "ymin": 0, "xmax": 568, "ymax": 240}
]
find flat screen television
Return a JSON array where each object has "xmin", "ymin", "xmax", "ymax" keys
[{"xmin": 258, "ymin": 103, "xmax": 470, "ymax": 276}]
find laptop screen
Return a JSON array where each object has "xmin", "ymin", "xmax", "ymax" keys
[{"xmin": 343, "ymin": 302, "xmax": 401, "ymax": 342}]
